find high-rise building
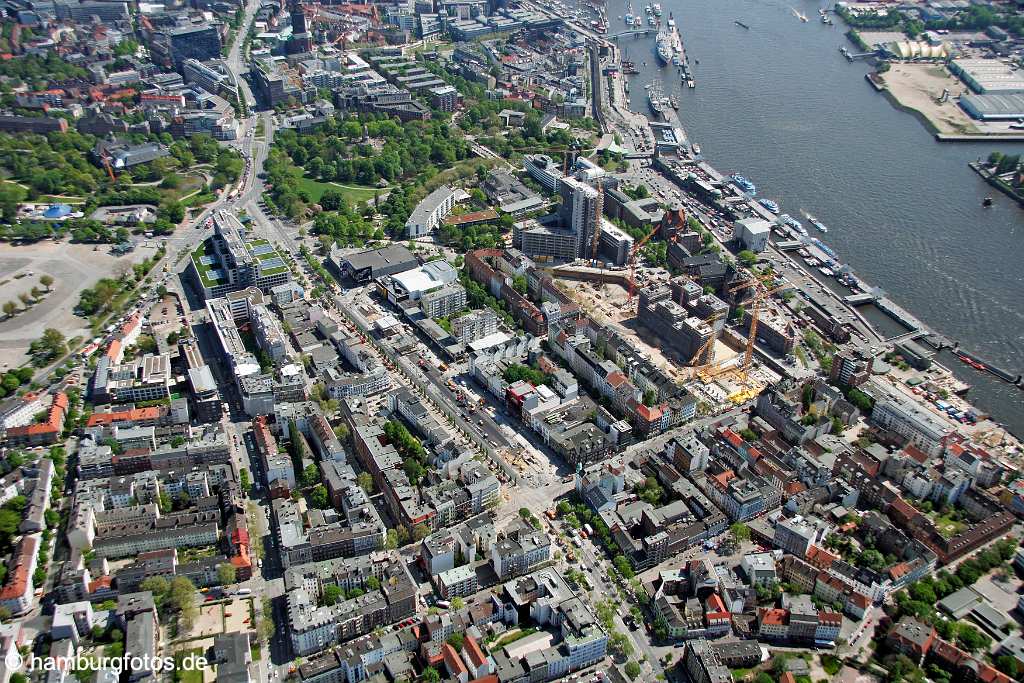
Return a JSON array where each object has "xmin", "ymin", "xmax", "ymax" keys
[
  {"xmin": 287, "ymin": 0, "xmax": 313, "ymax": 54},
  {"xmin": 291, "ymin": 0, "xmax": 307, "ymax": 34},
  {"xmin": 558, "ymin": 176, "xmax": 602, "ymax": 258},
  {"xmin": 154, "ymin": 26, "xmax": 223, "ymax": 70}
]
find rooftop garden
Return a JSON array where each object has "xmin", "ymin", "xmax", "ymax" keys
[{"xmin": 191, "ymin": 241, "xmax": 223, "ymax": 287}]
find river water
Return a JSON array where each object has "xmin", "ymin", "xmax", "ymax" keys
[{"xmin": 610, "ymin": 0, "xmax": 1024, "ymax": 435}]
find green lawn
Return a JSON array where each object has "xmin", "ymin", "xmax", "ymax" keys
[
  {"xmin": 934, "ymin": 513, "xmax": 967, "ymax": 538},
  {"xmin": 174, "ymin": 648, "xmax": 205, "ymax": 683},
  {"xmin": 191, "ymin": 242, "xmax": 223, "ymax": 288},
  {"xmin": 296, "ymin": 176, "xmax": 378, "ymax": 205}
]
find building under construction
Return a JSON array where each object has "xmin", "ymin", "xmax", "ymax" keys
[{"xmin": 637, "ymin": 285, "xmax": 716, "ymax": 364}]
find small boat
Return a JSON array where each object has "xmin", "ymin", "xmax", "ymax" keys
[
  {"xmin": 758, "ymin": 199, "xmax": 780, "ymax": 214},
  {"xmin": 735, "ymin": 20, "xmax": 750, "ymax": 29},
  {"xmin": 807, "ymin": 214, "xmax": 829, "ymax": 233},
  {"xmin": 983, "ymin": 195, "xmax": 993, "ymax": 207},
  {"xmin": 691, "ymin": 143, "xmax": 701, "ymax": 156},
  {"xmin": 670, "ymin": 95, "xmax": 679, "ymax": 110}
]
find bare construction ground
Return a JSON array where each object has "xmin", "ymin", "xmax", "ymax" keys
[
  {"xmin": 879, "ymin": 63, "xmax": 981, "ymax": 135},
  {"xmin": 553, "ymin": 277, "xmax": 745, "ymax": 385},
  {"xmin": 0, "ymin": 241, "xmax": 157, "ymax": 368}
]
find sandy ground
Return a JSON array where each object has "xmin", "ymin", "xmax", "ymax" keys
[
  {"xmin": 191, "ymin": 603, "xmax": 225, "ymax": 639},
  {"xmin": 223, "ymin": 598, "xmax": 254, "ymax": 635},
  {"xmin": 0, "ymin": 240, "xmax": 157, "ymax": 368},
  {"xmin": 880, "ymin": 63, "xmax": 981, "ymax": 135}
]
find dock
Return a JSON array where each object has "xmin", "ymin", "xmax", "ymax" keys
[{"xmin": 844, "ymin": 293, "xmax": 876, "ymax": 306}]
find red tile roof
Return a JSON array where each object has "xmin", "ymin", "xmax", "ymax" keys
[
  {"xmin": 849, "ymin": 592, "xmax": 871, "ymax": 609},
  {"xmin": 705, "ymin": 593, "xmax": 727, "ymax": 614},
  {"xmin": 902, "ymin": 444, "xmax": 930, "ymax": 464},
  {"xmin": 0, "ymin": 535, "xmax": 37, "ymax": 600},
  {"xmin": 7, "ymin": 392, "xmax": 67, "ymax": 439},
  {"xmin": 760, "ymin": 608, "xmax": 788, "ymax": 626},
  {"xmin": 634, "ymin": 403, "xmax": 663, "ymax": 421},
  {"xmin": 605, "ymin": 371, "xmax": 629, "ymax": 388},
  {"xmin": 105, "ymin": 339, "xmax": 121, "ymax": 361},
  {"xmin": 464, "ymin": 635, "xmax": 487, "ymax": 668},
  {"xmin": 888, "ymin": 562, "xmax": 910, "ymax": 580},
  {"xmin": 806, "ymin": 545, "xmax": 838, "ymax": 569},
  {"xmin": 721, "ymin": 428, "xmax": 744, "ymax": 449},
  {"xmin": 86, "ymin": 406, "xmax": 161, "ymax": 427},
  {"xmin": 442, "ymin": 644, "xmax": 467, "ymax": 677}
]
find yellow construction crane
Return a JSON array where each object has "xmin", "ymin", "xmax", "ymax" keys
[
  {"xmin": 686, "ymin": 311, "xmax": 723, "ymax": 367},
  {"xmin": 729, "ymin": 277, "xmax": 788, "ymax": 384}
]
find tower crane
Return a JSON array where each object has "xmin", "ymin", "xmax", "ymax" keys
[
  {"xmin": 625, "ymin": 221, "xmax": 662, "ymax": 303},
  {"xmin": 625, "ymin": 207, "xmax": 683, "ymax": 303},
  {"xmin": 727, "ymin": 276, "xmax": 788, "ymax": 383},
  {"xmin": 589, "ymin": 181, "xmax": 603, "ymax": 260}
]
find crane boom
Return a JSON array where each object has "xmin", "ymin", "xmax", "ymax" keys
[{"xmin": 626, "ymin": 222, "xmax": 663, "ymax": 302}]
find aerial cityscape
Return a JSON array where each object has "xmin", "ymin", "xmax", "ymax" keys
[{"xmin": 0, "ymin": 0, "xmax": 1021, "ymax": 682}]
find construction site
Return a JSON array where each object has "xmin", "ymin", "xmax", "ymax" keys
[{"xmin": 538, "ymin": 203, "xmax": 785, "ymax": 407}]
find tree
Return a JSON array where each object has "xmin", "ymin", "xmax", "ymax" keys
[
  {"xmin": 737, "ymin": 249, "xmax": 758, "ymax": 267},
  {"xmin": 613, "ymin": 555, "xmax": 635, "ymax": 579},
  {"xmin": 1, "ymin": 301, "xmax": 15, "ymax": 318},
  {"xmin": 447, "ymin": 632, "xmax": 464, "ymax": 652},
  {"xmin": 995, "ymin": 655, "xmax": 1022, "ymax": 679},
  {"xmin": 139, "ymin": 576, "xmax": 169, "ymax": 602},
  {"xmin": 451, "ymin": 596, "xmax": 465, "ymax": 610},
  {"xmin": 217, "ymin": 563, "xmax": 237, "ymax": 585},
  {"xmin": 755, "ymin": 674, "xmax": 774, "ymax": 683},
  {"xmin": 955, "ymin": 623, "xmax": 991, "ymax": 652},
  {"xmin": 624, "ymin": 661, "xmax": 641, "ymax": 681},
  {"xmin": 385, "ymin": 528, "xmax": 399, "ymax": 550},
  {"xmin": 168, "ymin": 576, "xmax": 196, "ymax": 612},
  {"xmin": 310, "ymin": 484, "xmax": 330, "ymax": 509},
  {"xmin": 321, "ymin": 584, "xmax": 343, "ymax": 606},
  {"xmin": 17, "ymin": 293, "xmax": 30, "ymax": 308},
  {"xmin": 642, "ymin": 388, "xmax": 657, "ymax": 407},
  {"xmin": 29, "ymin": 328, "xmax": 66, "ymax": 366},
  {"xmin": 609, "ymin": 631, "xmax": 634, "ymax": 658},
  {"xmin": 729, "ymin": 523, "xmax": 751, "ymax": 546},
  {"xmin": 357, "ymin": 472, "xmax": 374, "ymax": 494},
  {"xmin": 239, "ymin": 469, "xmax": 252, "ymax": 494},
  {"xmin": 301, "ymin": 463, "xmax": 320, "ymax": 488}
]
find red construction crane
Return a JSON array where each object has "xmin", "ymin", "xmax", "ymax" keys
[{"xmin": 626, "ymin": 222, "xmax": 662, "ymax": 303}]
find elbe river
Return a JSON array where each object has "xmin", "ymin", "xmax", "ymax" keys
[{"xmin": 610, "ymin": 0, "xmax": 1024, "ymax": 436}]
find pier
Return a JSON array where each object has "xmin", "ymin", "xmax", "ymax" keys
[
  {"xmin": 609, "ymin": 28, "xmax": 657, "ymax": 38},
  {"xmin": 844, "ymin": 293, "xmax": 876, "ymax": 306}
]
